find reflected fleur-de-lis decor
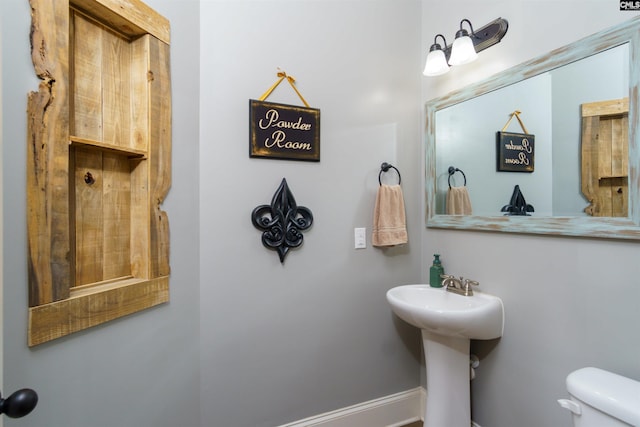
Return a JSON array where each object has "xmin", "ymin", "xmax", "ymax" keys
[
  {"xmin": 251, "ymin": 178, "xmax": 313, "ymax": 263},
  {"xmin": 501, "ymin": 184, "xmax": 535, "ymax": 216}
]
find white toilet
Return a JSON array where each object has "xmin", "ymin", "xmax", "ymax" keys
[{"xmin": 558, "ymin": 367, "xmax": 640, "ymax": 426}]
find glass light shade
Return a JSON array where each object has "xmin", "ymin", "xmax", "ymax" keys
[
  {"xmin": 448, "ymin": 35, "xmax": 478, "ymax": 66},
  {"xmin": 423, "ymin": 49, "xmax": 449, "ymax": 76}
]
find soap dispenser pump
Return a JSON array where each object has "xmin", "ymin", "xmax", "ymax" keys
[{"xmin": 429, "ymin": 254, "xmax": 445, "ymax": 288}]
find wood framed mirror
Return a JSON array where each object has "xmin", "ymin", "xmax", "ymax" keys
[{"xmin": 425, "ymin": 16, "xmax": 640, "ymax": 240}]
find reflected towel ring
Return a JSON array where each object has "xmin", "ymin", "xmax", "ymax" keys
[
  {"xmin": 448, "ymin": 166, "xmax": 467, "ymax": 188},
  {"xmin": 379, "ymin": 162, "xmax": 401, "ymax": 186}
]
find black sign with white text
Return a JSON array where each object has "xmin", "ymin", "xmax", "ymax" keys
[
  {"xmin": 497, "ymin": 131, "xmax": 535, "ymax": 172},
  {"xmin": 250, "ymin": 100, "xmax": 320, "ymax": 162}
]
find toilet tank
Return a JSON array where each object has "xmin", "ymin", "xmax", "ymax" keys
[{"xmin": 564, "ymin": 367, "xmax": 640, "ymax": 427}]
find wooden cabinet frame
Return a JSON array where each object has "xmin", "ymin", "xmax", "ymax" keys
[
  {"xmin": 581, "ymin": 98, "xmax": 629, "ymax": 217},
  {"xmin": 27, "ymin": 0, "xmax": 171, "ymax": 346}
]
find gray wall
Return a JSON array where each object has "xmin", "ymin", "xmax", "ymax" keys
[
  {"xmin": 422, "ymin": 2, "xmax": 640, "ymax": 427},
  {"xmin": 2, "ymin": 0, "xmax": 424, "ymax": 426},
  {"xmin": 2, "ymin": 0, "xmax": 201, "ymax": 426},
  {"xmin": 198, "ymin": 1, "xmax": 423, "ymax": 426},
  {"xmin": 5, "ymin": 1, "xmax": 640, "ymax": 427}
]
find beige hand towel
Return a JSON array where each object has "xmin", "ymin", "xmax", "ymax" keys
[
  {"xmin": 372, "ymin": 184, "xmax": 408, "ymax": 247},
  {"xmin": 446, "ymin": 186, "xmax": 472, "ymax": 215}
]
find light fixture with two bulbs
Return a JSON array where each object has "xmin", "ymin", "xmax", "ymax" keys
[{"xmin": 424, "ymin": 17, "xmax": 509, "ymax": 77}]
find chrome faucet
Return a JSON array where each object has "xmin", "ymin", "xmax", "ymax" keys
[{"xmin": 440, "ymin": 274, "xmax": 479, "ymax": 296}]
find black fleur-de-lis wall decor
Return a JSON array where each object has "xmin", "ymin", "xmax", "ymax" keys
[
  {"xmin": 251, "ymin": 178, "xmax": 313, "ymax": 263},
  {"xmin": 501, "ymin": 184, "xmax": 535, "ymax": 216}
]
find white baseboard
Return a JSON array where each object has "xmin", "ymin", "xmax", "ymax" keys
[
  {"xmin": 276, "ymin": 387, "xmax": 425, "ymax": 427},
  {"xmin": 276, "ymin": 387, "xmax": 483, "ymax": 427}
]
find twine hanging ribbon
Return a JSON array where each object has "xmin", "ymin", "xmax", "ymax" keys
[
  {"xmin": 501, "ymin": 110, "xmax": 530, "ymax": 134},
  {"xmin": 258, "ymin": 69, "xmax": 310, "ymax": 108}
]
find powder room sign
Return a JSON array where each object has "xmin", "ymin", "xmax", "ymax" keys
[
  {"xmin": 250, "ymin": 100, "xmax": 320, "ymax": 161},
  {"xmin": 496, "ymin": 110, "xmax": 535, "ymax": 172},
  {"xmin": 250, "ymin": 70, "xmax": 320, "ymax": 162},
  {"xmin": 497, "ymin": 131, "xmax": 535, "ymax": 172}
]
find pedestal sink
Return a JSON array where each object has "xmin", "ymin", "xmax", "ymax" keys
[{"xmin": 386, "ymin": 284, "xmax": 504, "ymax": 427}]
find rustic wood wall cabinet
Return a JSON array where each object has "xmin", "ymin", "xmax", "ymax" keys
[
  {"xmin": 27, "ymin": 0, "xmax": 171, "ymax": 346},
  {"xmin": 581, "ymin": 98, "xmax": 629, "ymax": 217}
]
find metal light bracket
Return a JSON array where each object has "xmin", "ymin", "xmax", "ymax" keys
[{"xmin": 443, "ymin": 17, "xmax": 509, "ymax": 60}]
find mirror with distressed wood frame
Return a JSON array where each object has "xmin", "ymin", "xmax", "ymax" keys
[{"xmin": 425, "ymin": 17, "xmax": 640, "ymax": 240}]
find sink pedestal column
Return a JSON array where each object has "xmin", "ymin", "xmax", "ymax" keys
[{"xmin": 422, "ymin": 330, "xmax": 471, "ymax": 427}]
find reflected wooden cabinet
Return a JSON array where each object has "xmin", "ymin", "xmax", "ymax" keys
[
  {"xmin": 27, "ymin": 0, "xmax": 171, "ymax": 346},
  {"xmin": 581, "ymin": 98, "xmax": 629, "ymax": 217}
]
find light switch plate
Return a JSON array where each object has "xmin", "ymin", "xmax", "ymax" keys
[{"xmin": 354, "ymin": 227, "xmax": 366, "ymax": 249}]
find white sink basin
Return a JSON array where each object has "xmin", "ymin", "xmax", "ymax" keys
[
  {"xmin": 387, "ymin": 284, "xmax": 505, "ymax": 427},
  {"xmin": 386, "ymin": 284, "xmax": 504, "ymax": 340}
]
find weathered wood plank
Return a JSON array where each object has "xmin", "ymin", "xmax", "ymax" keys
[
  {"xmin": 102, "ymin": 152, "xmax": 132, "ymax": 279},
  {"xmin": 148, "ymin": 37, "xmax": 171, "ymax": 278},
  {"xmin": 71, "ymin": 11, "xmax": 103, "ymax": 140},
  {"xmin": 70, "ymin": 0, "xmax": 170, "ymax": 44},
  {"xmin": 130, "ymin": 35, "xmax": 150, "ymax": 153},
  {"xmin": 102, "ymin": 28, "xmax": 132, "ymax": 148},
  {"xmin": 27, "ymin": 0, "xmax": 72, "ymax": 306},
  {"xmin": 129, "ymin": 36, "xmax": 151, "ymax": 279},
  {"xmin": 74, "ymin": 148, "xmax": 104, "ymax": 285},
  {"xmin": 70, "ymin": 136, "xmax": 147, "ymax": 158},
  {"xmin": 28, "ymin": 277, "xmax": 169, "ymax": 347},
  {"xmin": 130, "ymin": 158, "xmax": 150, "ymax": 279},
  {"xmin": 598, "ymin": 119, "xmax": 613, "ymax": 217},
  {"xmin": 581, "ymin": 116, "xmax": 599, "ymax": 216},
  {"xmin": 622, "ymin": 114, "xmax": 629, "ymax": 176},
  {"xmin": 610, "ymin": 115, "xmax": 628, "ymax": 217},
  {"xmin": 610, "ymin": 177, "xmax": 627, "ymax": 217},
  {"xmin": 581, "ymin": 97, "xmax": 629, "ymax": 117}
]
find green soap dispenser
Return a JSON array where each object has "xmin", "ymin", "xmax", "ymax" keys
[{"xmin": 429, "ymin": 254, "xmax": 445, "ymax": 288}]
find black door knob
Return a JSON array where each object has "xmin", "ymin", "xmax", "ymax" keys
[{"xmin": 0, "ymin": 388, "xmax": 38, "ymax": 418}]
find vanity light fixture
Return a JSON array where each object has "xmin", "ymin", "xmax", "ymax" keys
[
  {"xmin": 424, "ymin": 34, "xmax": 450, "ymax": 76},
  {"xmin": 448, "ymin": 19, "xmax": 478, "ymax": 66},
  {"xmin": 423, "ymin": 17, "xmax": 509, "ymax": 76}
]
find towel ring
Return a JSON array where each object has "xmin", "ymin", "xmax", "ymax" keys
[
  {"xmin": 448, "ymin": 166, "xmax": 467, "ymax": 189},
  {"xmin": 378, "ymin": 162, "xmax": 401, "ymax": 186}
]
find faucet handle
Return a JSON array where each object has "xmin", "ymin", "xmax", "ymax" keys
[
  {"xmin": 463, "ymin": 279, "xmax": 479, "ymax": 295},
  {"xmin": 439, "ymin": 274, "xmax": 455, "ymax": 288}
]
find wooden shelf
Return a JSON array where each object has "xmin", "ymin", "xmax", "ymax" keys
[
  {"xmin": 70, "ymin": 136, "xmax": 147, "ymax": 158},
  {"xmin": 598, "ymin": 175, "xmax": 627, "ymax": 181}
]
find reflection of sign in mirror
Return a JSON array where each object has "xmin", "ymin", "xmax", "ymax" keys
[
  {"xmin": 496, "ymin": 131, "xmax": 535, "ymax": 172},
  {"xmin": 250, "ymin": 100, "xmax": 320, "ymax": 162}
]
